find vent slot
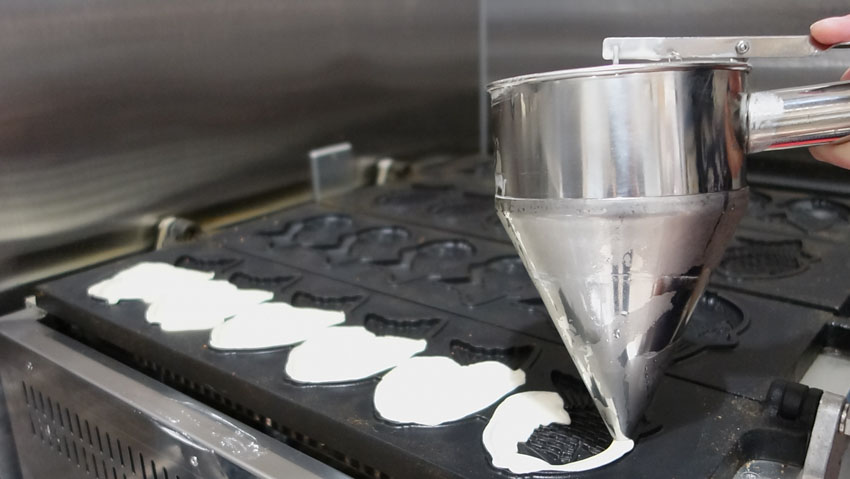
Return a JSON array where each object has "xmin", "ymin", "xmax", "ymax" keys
[
  {"xmin": 20, "ymin": 381, "xmax": 182, "ymax": 479},
  {"xmin": 134, "ymin": 358, "xmax": 391, "ymax": 479}
]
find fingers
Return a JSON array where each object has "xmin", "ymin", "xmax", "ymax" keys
[
  {"xmin": 810, "ymin": 14, "xmax": 850, "ymax": 45},
  {"xmin": 809, "ymin": 142, "xmax": 850, "ymax": 169},
  {"xmin": 809, "ymin": 15, "xmax": 850, "ymax": 169}
]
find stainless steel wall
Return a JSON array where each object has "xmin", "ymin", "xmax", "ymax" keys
[
  {"xmin": 4, "ymin": 0, "xmax": 849, "ymax": 310},
  {"xmin": 0, "ymin": 0, "xmax": 479, "ymax": 310}
]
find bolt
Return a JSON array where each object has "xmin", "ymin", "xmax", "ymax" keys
[
  {"xmin": 735, "ymin": 40, "xmax": 750, "ymax": 55},
  {"xmin": 189, "ymin": 456, "xmax": 199, "ymax": 467},
  {"xmin": 26, "ymin": 362, "xmax": 33, "ymax": 372}
]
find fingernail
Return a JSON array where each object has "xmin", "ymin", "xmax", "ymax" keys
[{"xmin": 811, "ymin": 16, "xmax": 842, "ymax": 30}]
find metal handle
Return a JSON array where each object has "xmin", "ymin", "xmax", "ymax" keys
[
  {"xmin": 746, "ymin": 81, "xmax": 850, "ymax": 153},
  {"xmin": 603, "ymin": 36, "xmax": 850, "ymax": 62}
]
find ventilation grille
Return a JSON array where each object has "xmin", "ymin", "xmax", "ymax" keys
[
  {"xmin": 133, "ymin": 356, "xmax": 390, "ymax": 479},
  {"xmin": 21, "ymin": 381, "xmax": 179, "ymax": 479}
]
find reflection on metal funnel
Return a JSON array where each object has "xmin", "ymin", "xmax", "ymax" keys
[{"xmin": 496, "ymin": 190, "xmax": 748, "ymax": 441}]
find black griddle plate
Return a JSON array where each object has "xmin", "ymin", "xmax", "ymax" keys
[{"xmin": 37, "ymin": 170, "xmax": 849, "ymax": 478}]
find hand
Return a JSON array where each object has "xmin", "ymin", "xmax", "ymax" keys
[{"xmin": 808, "ymin": 15, "xmax": 850, "ymax": 169}]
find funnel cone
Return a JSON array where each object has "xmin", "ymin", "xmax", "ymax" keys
[{"xmin": 497, "ymin": 190, "xmax": 747, "ymax": 440}]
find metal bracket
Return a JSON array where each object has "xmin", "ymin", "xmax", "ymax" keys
[
  {"xmin": 799, "ymin": 392, "xmax": 850, "ymax": 479},
  {"xmin": 602, "ymin": 36, "xmax": 850, "ymax": 62},
  {"xmin": 309, "ymin": 142, "xmax": 396, "ymax": 201},
  {"xmin": 309, "ymin": 143, "xmax": 360, "ymax": 201}
]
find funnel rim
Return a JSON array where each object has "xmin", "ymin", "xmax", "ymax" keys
[{"xmin": 487, "ymin": 61, "xmax": 750, "ymax": 95}]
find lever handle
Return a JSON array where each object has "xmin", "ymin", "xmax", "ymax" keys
[
  {"xmin": 746, "ymin": 80, "xmax": 850, "ymax": 153},
  {"xmin": 602, "ymin": 36, "xmax": 850, "ymax": 62}
]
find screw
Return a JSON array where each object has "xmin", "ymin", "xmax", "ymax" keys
[
  {"xmin": 735, "ymin": 40, "xmax": 750, "ymax": 55},
  {"xmin": 190, "ymin": 456, "xmax": 199, "ymax": 467}
]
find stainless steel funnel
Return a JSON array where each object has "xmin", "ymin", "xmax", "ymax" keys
[{"xmin": 489, "ymin": 40, "xmax": 850, "ymax": 441}]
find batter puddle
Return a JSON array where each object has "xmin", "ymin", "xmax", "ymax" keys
[
  {"xmin": 89, "ymin": 262, "xmax": 274, "ymax": 331},
  {"xmin": 285, "ymin": 326, "xmax": 426, "ymax": 383},
  {"xmin": 374, "ymin": 356, "xmax": 525, "ymax": 426},
  {"xmin": 483, "ymin": 391, "xmax": 634, "ymax": 474},
  {"xmin": 145, "ymin": 283, "xmax": 273, "ymax": 331},
  {"xmin": 209, "ymin": 302, "xmax": 345, "ymax": 350},
  {"xmin": 88, "ymin": 262, "xmax": 214, "ymax": 304}
]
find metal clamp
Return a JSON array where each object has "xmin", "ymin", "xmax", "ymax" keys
[{"xmin": 155, "ymin": 216, "xmax": 200, "ymax": 249}]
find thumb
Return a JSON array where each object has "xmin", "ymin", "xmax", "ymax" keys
[
  {"xmin": 810, "ymin": 141, "xmax": 850, "ymax": 170},
  {"xmin": 810, "ymin": 14, "xmax": 850, "ymax": 45}
]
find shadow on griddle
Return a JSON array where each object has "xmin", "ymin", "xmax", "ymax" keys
[
  {"xmin": 363, "ymin": 314, "xmax": 443, "ymax": 339},
  {"xmin": 228, "ymin": 271, "xmax": 299, "ymax": 292},
  {"xmin": 449, "ymin": 339, "xmax": 535, "ymax": 370},
  {"xmin": 291, "ymin": 291, "xmax": 365, "ymax": 312},
  {"xmin": 174, "ymin": 254, "xmax": 239, "ymax": 272}
]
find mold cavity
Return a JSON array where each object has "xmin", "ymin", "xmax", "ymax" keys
[
  {"xmin": 734, "ymin": 460, "xmax": 800, "ymax": 479},
  {"xmin": 733, "ymin": 429, "xmax": 809, "ymax": 472},
  {"xmin": 674, "ymin": 293, "xmax": 748, "ymax": 361},
  {"xmin": 550, "ymin": 370, "xmax": 596, "ymax": 410},
  {"xmin": 229, "ymin": 272, "xmax": 296, "ymax": 290},
  {"xmin": 449, "ymin": 340, "xmax": 534, "ymax": 370},
  {"xmin": 427, "ymin": 192, "xmax": 493, "ymax": 218},
  {"xmin": 391, "ymin": 239, "xmax": 477, "ymax": 282},
  {"xmin": 291, "ymin": 291, "xmax": 364, "ymax": 311},
  {"xmin": 363, "ymin": 314, "xmax": 441, "ymax": 339},
  {"xmin": 799, "ymin": 323, "xmax": 850, "ymax": 396},
  {"xmin": 347, "ymin": 226, "xmax": 411, "ymax": 263},
  {"xmin": 373, "ymin": 184, "xmax": 453, "ymax": 210},
  {"xmin": 445, "ymin": 256, "xmax": 536, "ymax": 306},
  {"xmin": 519, "ymin": 421, "xmax": 610, "ymax": 465},
  {"xmin": 717, "ymin": 238, "xmax": 814, "ymax": 279},
  {"xmin": 293, "ymin": 214, "xmax": 354, "ymax": 248},
  {"xmin": 415, "ymin": 239, "xmax": 476, "ymax": 261},
  {"xmin": 784, "ymin": 198, "xmax": 850, "ymax": 232},
  {"xmin": 174, "ymin": 255, "xmax": 238, "ymax": 272},
  {"xmin": 357, "ymin": 226, "xmax": 410, "ymax": 245}
]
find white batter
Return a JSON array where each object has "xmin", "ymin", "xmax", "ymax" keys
[
  {"xmin": 285, "ymin": 326, "xmax": 427, "ymax": 383},
  {"xmin": 482, "ymin": 391, "xmax": 634, "ymax": 474},
  {"xmin": 374, "ymin": 356, "xmax": 525, "ymax": 426},
  {"xmin": 88, "ymin": 262, "xmax": 214, "ymax": 304},
  {"xmin": 209, "ymin": 302, "xmax": 346, "ymax": 350},
  {"xmin": 146, "ymin": 282, "xmax": 273, "ymax": 332}
]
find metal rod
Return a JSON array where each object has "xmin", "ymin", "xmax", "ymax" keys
[{"xmin": 746, "ymin": 81, "xmax": 850, "ymax": 153}]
